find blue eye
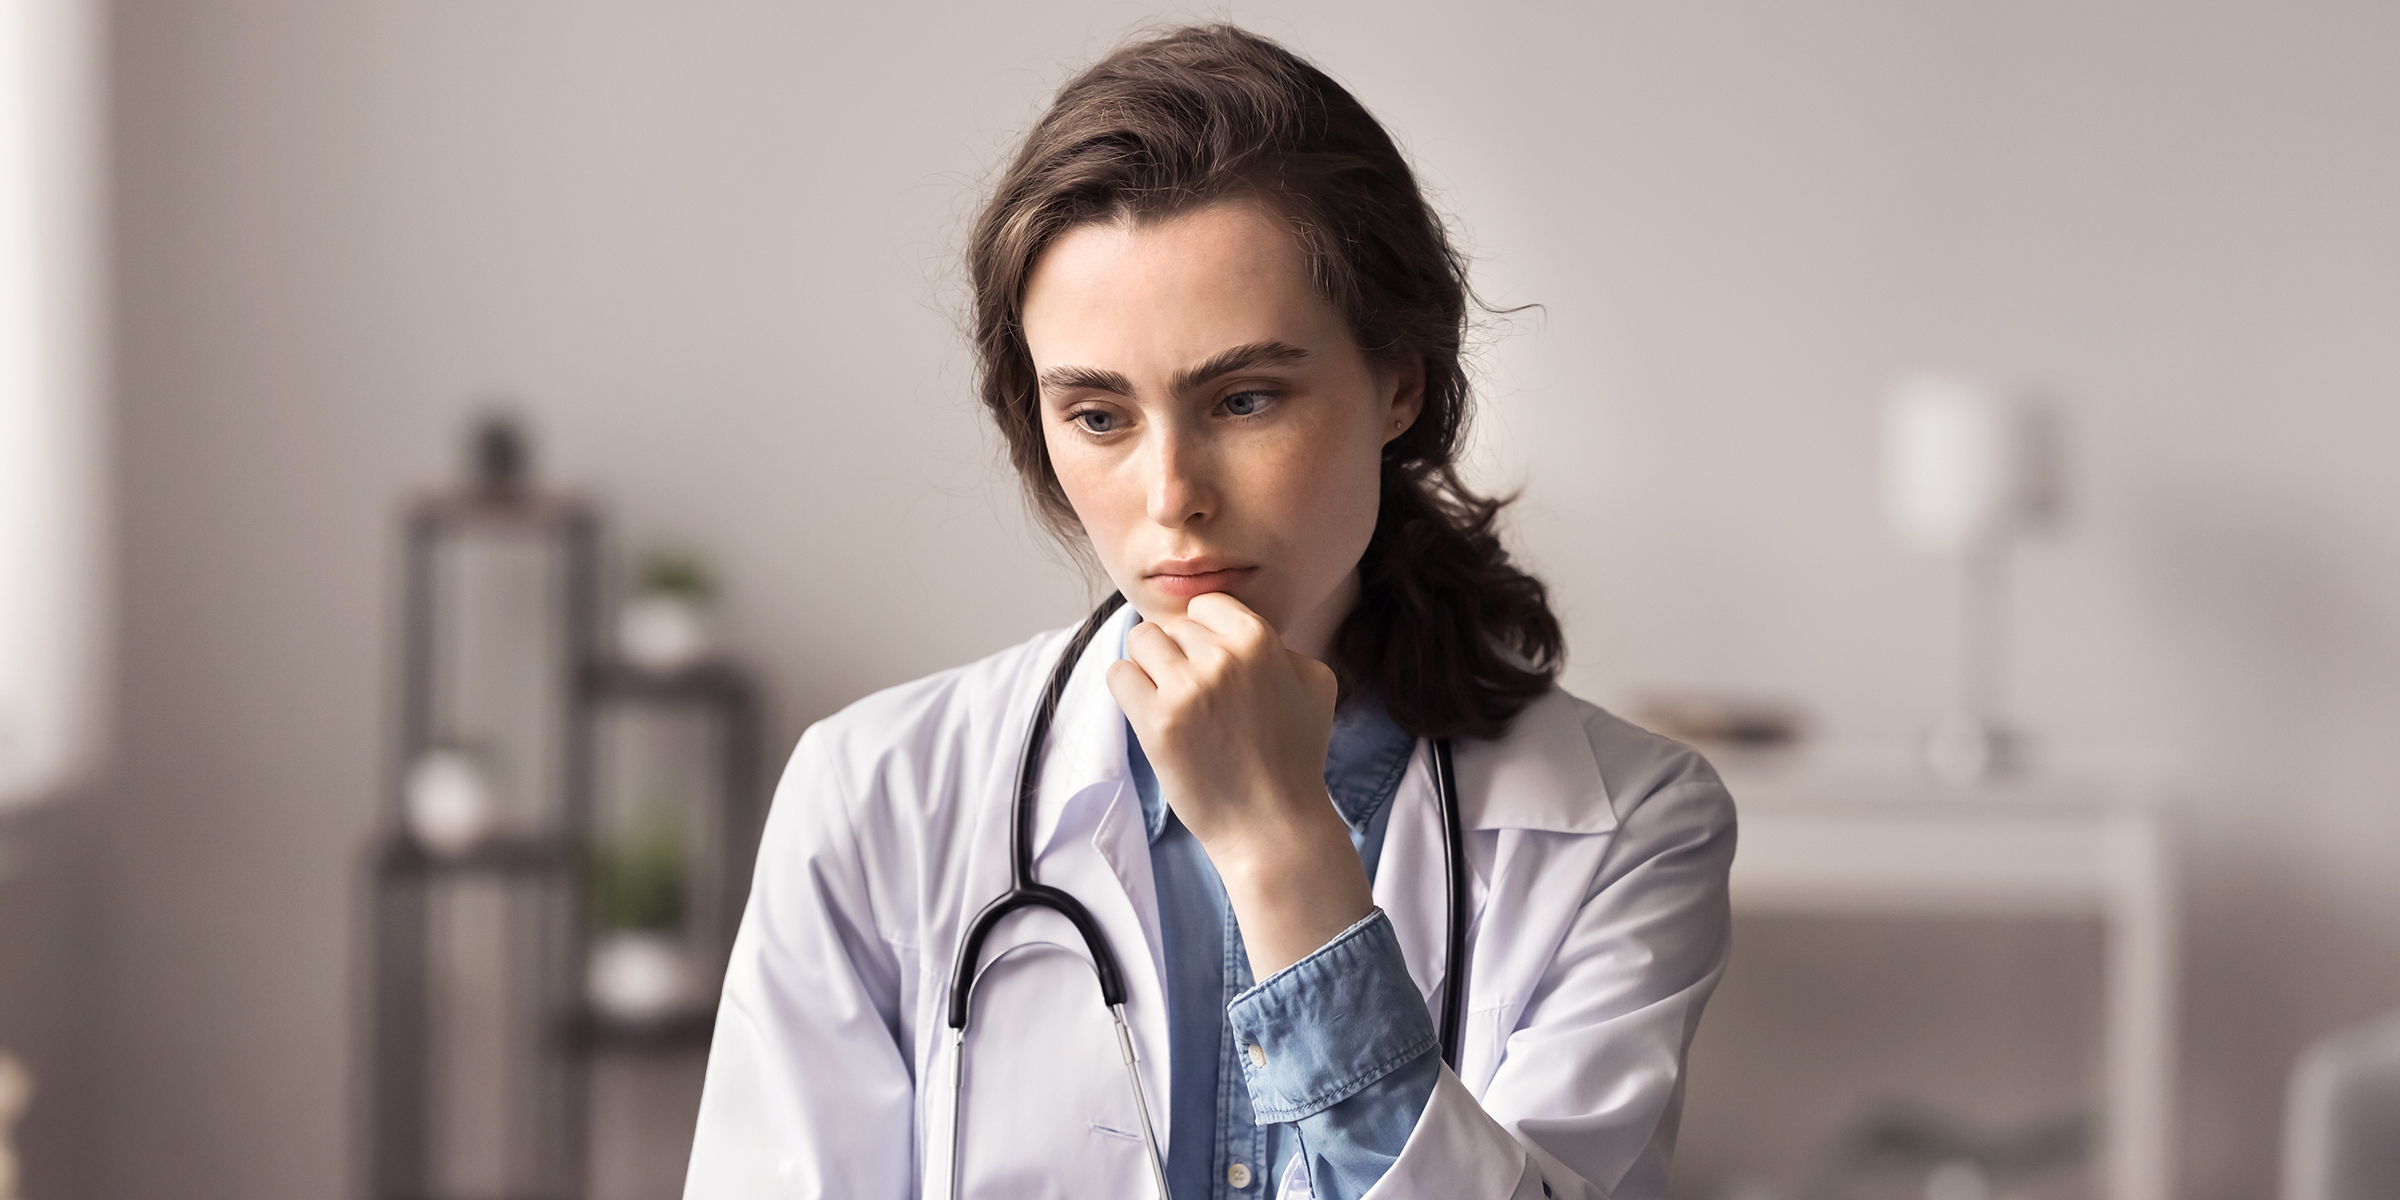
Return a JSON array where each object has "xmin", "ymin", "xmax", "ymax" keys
[
  {"xmin": 1073, "ymin": 409, "xmax": 1119, "ymax": 434},
  {"xmin": 1223, "ymin": 391, "xmax": 1271, "ymax": 417}
]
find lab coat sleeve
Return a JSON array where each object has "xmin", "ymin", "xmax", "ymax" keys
[
  {"xmin": 1316, "ymin": 772, "xmax": 1736, "ymax": 1200},
  {"xmin": 684, "ymin": 722, "xmax": 919, "ymax": 1200}
]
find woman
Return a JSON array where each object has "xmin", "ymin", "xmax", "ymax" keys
[{"xmin": 686, "ymin": 25, "xmax": 1734, "ymax": 1200}]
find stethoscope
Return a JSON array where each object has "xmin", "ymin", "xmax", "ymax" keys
[{"xmin": 942, "ymin": 592, "xmax": 1469, "ymax": 1200}]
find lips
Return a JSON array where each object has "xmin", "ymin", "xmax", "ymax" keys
[{"xmin": 1145, "ymin": 558, "xmax": 1257, "ymax": 599}]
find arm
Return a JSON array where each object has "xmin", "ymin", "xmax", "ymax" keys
[
  {"xmin": 1112, "ymin": 594, "xmax": 1428, "ymax": 1194},
  {"xmin": 1114, "ymin": 595, "xmax": 1734, "ymax": 1197},
  {"xmin": 683, "ymin": 725, "xmax": 918, "ymax": 1200}
]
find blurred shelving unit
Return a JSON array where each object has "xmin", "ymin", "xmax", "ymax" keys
[
  {"xmin": 575, "ymin": 656, "xmax": 765, "ymax": 995},
  {"xmin": 367, "ymin": 427, "xmax": 766, "ymax": 1200},
  {"xmin": 1702, "ymin": 757, "xmax": 2177, "ymax": 1200}
]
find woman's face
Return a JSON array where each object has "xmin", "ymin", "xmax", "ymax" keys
[{"xmin": 1021, "ymin": 200, "xmax": 1422, "ymax": 654}]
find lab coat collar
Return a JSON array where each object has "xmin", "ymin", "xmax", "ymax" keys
[
  {"xmin": 1455, "ymin": 686, "xmax": 1619, "ymax": 834},
  {"xmin": 1030, "ymin": 601, "xmax": 1144, "ymax": 860}
]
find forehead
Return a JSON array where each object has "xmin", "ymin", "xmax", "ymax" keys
[{"xmin": 1020, "ymin": 200, "xmax": 1347, "ymax": 370}]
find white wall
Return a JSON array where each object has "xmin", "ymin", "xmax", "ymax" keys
[{"xmin": 93, "ymin": 3, "xmax": 2400, "ymax": 1198}]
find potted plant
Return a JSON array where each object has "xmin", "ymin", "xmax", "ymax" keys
[
  {"xmin": 583, "ymin": 818, "xmax": 695, "ymax": 1023},
  {"xmin": 617, "ymin": 552, "xmax": 714, "ymax": 673}
]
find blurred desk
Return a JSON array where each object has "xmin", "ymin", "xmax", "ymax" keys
[{"xmin": 1720, "ymin": 762, "xmax": 2177, "ymax": 1200}]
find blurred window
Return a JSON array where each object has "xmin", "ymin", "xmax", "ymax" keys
[{"xmin": 0, "ymin": 0, "xmax": 101, "ymax": 811}]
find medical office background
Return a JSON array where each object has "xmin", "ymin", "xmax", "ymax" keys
[{"xmin": 1, "ymin": 1, "xmax": 2396, "ymax": 1199}]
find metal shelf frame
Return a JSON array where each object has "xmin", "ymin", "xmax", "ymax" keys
[{"xmin": 367, "ymin": 487, "xmax": 766, "ymax": 1200}]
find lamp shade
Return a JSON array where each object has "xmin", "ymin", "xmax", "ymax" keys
[{"xmin": 1882, "ymin": 375, "xmax": 2030, "ymax": 553}]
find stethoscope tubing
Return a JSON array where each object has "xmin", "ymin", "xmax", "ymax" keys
[
  {"xmin": 943, "ymin": 593, "xmax": 1468, "ymax": 1198},
  {"xmin": 946, "ymin": 593, "xmax": 1131, "ymax": 1028},
  {"xmin": 1433, "ymin": 735, "xmax": 1468, "ymax": 1072}
]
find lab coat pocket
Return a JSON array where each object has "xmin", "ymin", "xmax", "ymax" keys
[
  {"xmin": 1464, "ymin": 1000, "xmax": 1521, "ymax": 1094},
  {"xmin": 943, "ymin": 925, "xmax": 1160, "ymax": 1199}
]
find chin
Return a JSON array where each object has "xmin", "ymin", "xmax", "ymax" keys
[{"xmin": 1129, "ymin": 578, "xmax": 1283, "ymax": 627}]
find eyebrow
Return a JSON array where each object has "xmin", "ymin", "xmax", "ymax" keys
[
  {"xmin": 1036, "ymin": 364, "xmax": 1135, "ymax": 396},
  {"xmin": 1036, "ymin": 340, "xmax": 1311, "ymax": 400},
  {"xmin": 1173, "ymin": 341, "xmax": 1310, "ymax": 394}
]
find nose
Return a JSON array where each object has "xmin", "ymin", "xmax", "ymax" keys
[{"xmin": 1144, "ymin": 421, "xmax": 1218, "ymax": 529}]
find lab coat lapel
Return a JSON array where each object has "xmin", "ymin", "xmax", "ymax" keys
[
  {"xmin": 1028, "ymin": 603, "xmax": 1138, "ymax": 856},
  {"xmin": 1017, "ymin": 603, "xmax": 1174, "ymax": 1141},
  {"xmin": 1373, "ymin": 741, "xmax": 1491, "ymax": 1028},
  {"xmin": 1371, "ymin": 692, "xmax": 1622, "ymax": 1086},
  {"xmin": 1027, "ymin": 606, "xmax": 1160, "ymax": 981}
]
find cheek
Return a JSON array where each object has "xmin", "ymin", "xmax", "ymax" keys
[
  {"xmin": 1044, "ymin": 438, "xmax": 1133, "ymax": 544},
  {"xmin": 1269, "ymin": 420, "xmax": 1386, "ymax": 555}
]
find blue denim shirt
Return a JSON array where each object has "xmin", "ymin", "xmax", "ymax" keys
[{"xmin": 1126, "ymin": 691, "xmax": 1442, "ymax": 1200}]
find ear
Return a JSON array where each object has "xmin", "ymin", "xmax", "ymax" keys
[{"xmin": 1381, "ymin": 355, "xmax": 1427, "ymax": 443}]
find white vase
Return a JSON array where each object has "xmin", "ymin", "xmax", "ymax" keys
[
  {"xmin": 587, "ymin": 931, "xmax": 693, "ymax": 1023},
  {"xmin": 618, "ymin": 595, "xmax": 709, "ymax": 672},
  {"xmin": 403, "ymin": 748, "xmax": 494, "ymax": 856}
]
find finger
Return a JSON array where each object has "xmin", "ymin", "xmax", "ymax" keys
[
  {"xmin": 1182, "ymin": 591, "xmax": 1271, "ymax": 644},
  {"xmin": 1104, "ymin": 657, "xmax": 1159, "ymax": 720},
  {"xmin": 1124, "ymin": 620, "xmax": 1195, "ymax": 675},
  {"xmin": 1144, "ymin": 614, "xmax": 1231, "ymax": 670},
  {"xmin": 1128, "ymin": 624, "xmax": 1195, "ymax": 672}
]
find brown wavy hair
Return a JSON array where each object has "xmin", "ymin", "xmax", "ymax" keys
[{"xmin": 968, "ymin": 24, "xmax": 1561, "ymax": 741}]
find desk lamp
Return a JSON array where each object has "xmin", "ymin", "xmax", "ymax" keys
[{"xmin": 1883, "ymin": 375, "xmax": 2054, "ymax": 785}]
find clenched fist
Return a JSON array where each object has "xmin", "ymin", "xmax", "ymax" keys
[{"xmin": 1106, "ymin": 591, "xmax": 1375, "ymax": 978}]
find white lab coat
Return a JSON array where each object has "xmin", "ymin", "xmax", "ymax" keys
[{"xmin": 685, "ymin": 607, "xmax": 1735, "ymax": 1199}]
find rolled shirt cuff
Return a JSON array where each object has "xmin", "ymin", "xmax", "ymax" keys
[{"xmin": 1226, "ymin": 907, "xmax": 1439, "ymax": 1124}]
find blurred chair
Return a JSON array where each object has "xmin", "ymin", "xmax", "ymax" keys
[{"xmin": 2284, "ymin": 1008, "xmax": 2400, "ymax": 1200}]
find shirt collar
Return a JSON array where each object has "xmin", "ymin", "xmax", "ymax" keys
[{"xmin": 1322, "ymin": 690, "xmax": 1417, "ymax": 830}]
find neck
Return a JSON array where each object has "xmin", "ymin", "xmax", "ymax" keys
[{"xmin": 1280, "ymin": 569, "xmax": 1359, "ymax": 664}]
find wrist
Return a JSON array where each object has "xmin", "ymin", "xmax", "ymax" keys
[
  {"xmin": 1201, "ymin": 780, "xmax": 1355, "ymax": 879},
  {"xmin": 1208, "ymin": 796, "xmax": 1374, "ymax": 979}
]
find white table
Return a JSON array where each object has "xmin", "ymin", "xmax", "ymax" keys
[{"xmin": 1719, "ymin": 761, "xmax": 2178, "ymax": 1200}]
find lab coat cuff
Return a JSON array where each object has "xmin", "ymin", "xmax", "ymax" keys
[{"xmin": 1226, "ymin": 907, "xmax": 1439, "ymax": 1124}]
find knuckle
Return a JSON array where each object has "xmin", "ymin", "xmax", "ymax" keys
[
  {"xmin": 1152, "ymin": 704, "xmax": 1196, "ymax": 740},
  {"xmin": 1195, "ymin": 644, "xmax": 1235, "ymax": 677}
]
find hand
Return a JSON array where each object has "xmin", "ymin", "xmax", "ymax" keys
[{"xmin": 1105, "ymin": 592, "xmax": 1375, "ymax": 978}]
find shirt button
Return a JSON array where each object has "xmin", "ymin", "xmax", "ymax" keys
[
  {"xmin": 1228, "ymin": 1162, "xmax": 1254, "ymax": 1189},
  {"xmin": 1247, "ymin": 1043, "xmax": 1266, "ymax": 1067}
]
